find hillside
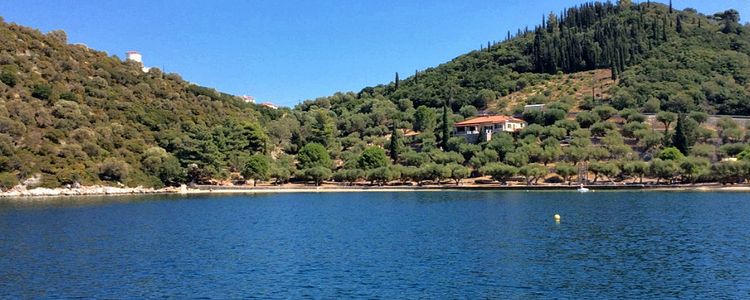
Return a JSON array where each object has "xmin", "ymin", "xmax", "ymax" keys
[
  {"xmin": 1, "ymin": 2, "xmax": 750, "ymax": 190},
  {"xmin": 301, "ymin": 2, "xmax": 749, "ymax": 115},
  {"xmin": 0, "ymin": 17, "xmax": 272, "ymax": 188}
]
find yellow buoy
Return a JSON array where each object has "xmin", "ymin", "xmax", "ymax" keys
[{"xmin": 554, "ymin": 214, "xmax": 561, "ymax": 222}]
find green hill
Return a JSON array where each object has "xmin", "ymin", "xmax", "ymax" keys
[
  {"xmin": 302, "ymin": 2, "xmax": 748, "ymax": 115},
  {"xmin": 0, "ymin": 17, "xmax": 272, "ymax": 188},
  {"xmin": 1, "ymin": 1, "xmax": 749, "ymax": 189}
]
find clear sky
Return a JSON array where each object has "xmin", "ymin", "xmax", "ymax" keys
[{"xmin": 1, "ymin": 1, "xmax": 748, "ymax": 107}]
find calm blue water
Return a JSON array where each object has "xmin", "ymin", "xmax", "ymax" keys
[{"xmin": 0, "ymin": 191, "xmax": 749, "ymax": 298}]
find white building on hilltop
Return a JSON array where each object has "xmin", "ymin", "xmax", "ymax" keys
[
  {"xmin": 126, "ymin": 51, "xmax": 150, "ymax": 72},
  {"xmin": 240, "ymin": 96, "xmax": 256, "ymax": 104}
]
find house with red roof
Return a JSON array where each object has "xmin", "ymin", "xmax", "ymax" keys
[{"xmin": 454, "ymin": 115, "xmax": 527, "ymax": 143}]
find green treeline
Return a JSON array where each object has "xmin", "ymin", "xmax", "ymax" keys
[{"xmin": 0, "ymin": 2, "xmax": 749, "ymax": 190}]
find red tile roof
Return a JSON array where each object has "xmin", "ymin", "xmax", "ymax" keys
[{"xmin": 454, "ymin": 115, "xmax": 525, "ymax": 126}]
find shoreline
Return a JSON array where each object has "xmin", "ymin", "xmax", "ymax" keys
[{"xmin": 2, "ymin": 183, "xmax": 750, "ymax": 199}]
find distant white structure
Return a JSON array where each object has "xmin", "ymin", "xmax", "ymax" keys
[
  {"xmin": 260, "ymin": 102, "xmax": 278, "ymax": 110},
  {"xmin": 524, "ymin": 104, "xmax": 546, "ymax": 112},
  {"xmin": 126, "ymin": 51, "xmax": 142, "ymax": 63},
  {"xmin": 125, "ymin": 50, "xmax": 150, "ymax": 72},
  {"xmin": 240, "ymin": 95, "xmax": 256, "ymax": 104}
]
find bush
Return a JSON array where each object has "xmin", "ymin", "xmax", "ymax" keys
[
  {"xmin": 31, "ymin": 84, "xmax": 53, "ymax": 100},
  {"xmin": 657, "ymin": 147, "xmax": 686, "ymax": 161},
  {"xmin": 97, "ymin": 158, "xmax": 130, "ymax": 182},
  {"xmin": 0, "ymin": 71, "xmax": 17, "ymax": 87},
  {"xmin": 0, "ymin": 172, "xmax": 18, "ymax": 191},
  {"xmin": 575, "ymin": 111, "xmax": 600, "ymax": 128}
]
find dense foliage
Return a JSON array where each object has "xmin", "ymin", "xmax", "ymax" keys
[{"xmin": 1, "ymin": 2, "xmax": 750, "ymax": 190}]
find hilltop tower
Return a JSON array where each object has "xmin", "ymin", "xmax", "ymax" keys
[
  {"xmin": 125, "ymin": 51, "xmax": 150, "ymax": 72},
  {"xmin": 126, "ymin": 51, "xmax": 142, "ymax": 63}
]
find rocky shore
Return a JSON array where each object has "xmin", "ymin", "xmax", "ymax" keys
[{"xmin": 0, "ymin": 184, "xmax": 188, "ymax": 198}]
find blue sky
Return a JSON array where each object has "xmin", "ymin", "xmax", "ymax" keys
[{"xmin": 1, "ymin": 1, "xmax": 748, "ymax": 107}]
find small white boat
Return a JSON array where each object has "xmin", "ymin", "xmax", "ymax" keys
[{"xmin": 577, "ymin": 184, "xmax": 590, "ymax": 193}]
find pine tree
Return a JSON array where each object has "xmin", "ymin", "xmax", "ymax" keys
[
  {"xmin": 389, "ymin": 121, "xmax": 401, "ymax": 162},
  {"xmin": 672, "ymin": 114, "xmax": 689, "ymax": 155}
]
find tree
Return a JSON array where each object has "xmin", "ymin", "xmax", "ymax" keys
[
  {"xmin": 519, "ymin": 164, "xmax": 548, "ymax": 185},
  {"xmin": 672, "ymin": 114, "xmax": 689, "ymax": 155},
  {"xmin": 358, "ymin": 147, "xmax": 389, "ymax": 170},
  {"xmin": 480, "ymin": 163, "xmax": 518, "ymax": 185},
  {"xmin": 679, "ymin": 157, "xmax": 709, "ymax": 183},
  {"xmin": 656, "ymin": 111, "xmax": 677, "ymax": 136},
  {"xmin": 333, "ymin": 168, "xmax": 365, "ymax": 186},
  {"xmin": 543, "ymin": 109, "xmax": 566, "ymax": 126},
  {"xmin": 593, "ymin": 105, "xmax": 617, "ymax": 121},
  {"xmin": 388, "ymin": 122, "xmax": 402, "ymax": 162},
  {"xmin": 270, "ymin": 155, "xmax": 296, "ymax": 184},
  {"xmin": 303, "ymin": 166, "xmax": 332, "ymax": 186},
  {"xmin": 441, "ymin": 100, "xmax": 450, "ymax": 149},
  {"xmin": 242, "ymin": 155, "xmax": 271, "ymax": 186},
  {"xmin": 297, "ymin": 143, "xmax": 331, "ymax": 170},
  {"xmin": 555, "ymin": 163, "xmax": 577, "ymax": 184},
  {"xmin": 622, "ymin": 161, "xmax": 649, "ymax": 183},
  {"xmin": 576, "ymin": 111, "xmax": 600, "ymax": 128},
  {"xmin": 420, "ymin": 163, "xmax": 450, "ymax": 184},
  {"xmin": 413, "ymin": 106, "xmax": 436, "ymax": 132},
  {"xmin": 589, "ymin": 161, "xmax": 619, "ymax": 183},
  {"xmin": 141, "ymin": 147, "xmax": 184, "ymax": 186},
  {"xmin": 711, "ymin": 161, "xmax": 744, "ymax": 184},
  {"xmin": 650, "ymin": 159, "xmax": 679, "ymax": 184},
  {"xmin": 715, "ymin": 9, "xmax": 741, "ymax": 34},
  {"xmin": 394, "ymin": 72, "xmax": 400, "ymax": 90},
  {"xmin": 366, "ymin": 167, "xmax": 396, "ymax": 186},
  {"xmin": 309, "ymin": 109, "xmax": 337, "ymax": 147},
  {"xmin": 447, "ymin": 163, "xmax": 471, "ymax": 185}
]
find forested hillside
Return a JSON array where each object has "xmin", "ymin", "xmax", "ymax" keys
[
  {"xmin": 1, "ymin": 1, "xmax": 750, "ymax": 190},
  {"xmin": 0, "ymin": 16, "xmax": 272, "ymax": 188},
  {"xmin": 306, "ymin": 1, "xmax": 749, "ymax": 115}
]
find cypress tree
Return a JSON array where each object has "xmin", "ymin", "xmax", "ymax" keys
[
  {"xmin": 441, "ymin": 99, "xmax": 450, "ymax": 149},
  {"xmin": 672, "ymin": 114, "xmax": 689, "ymax": 155},
  {"xmin": 394, "ymin": 72, "xmax": 400, "ymax": 90},
  {"xmin": 389, "ymin": 121, "xmax": 400, "ymax": 162},
  {"xmin": 669, "ymin": 0, "xmax": 673, "ymax": 14},
  {"xmin": 676, "ymin": 15, "xmax": 683, "ymax": 33}
]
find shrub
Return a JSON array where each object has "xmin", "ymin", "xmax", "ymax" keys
[
  {"xmin": 0, "ymin": 172, "xmax": 18, "ymax": 191},
  {"xmin": 97, "ymin": 158, "xmax": 130, "ymax": 182}
]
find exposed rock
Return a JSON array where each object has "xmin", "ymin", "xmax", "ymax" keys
[{"xmin": 0, "ymin": 185, "xmax": 178, "ymax": 198}]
